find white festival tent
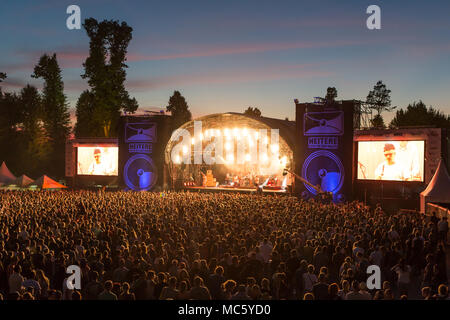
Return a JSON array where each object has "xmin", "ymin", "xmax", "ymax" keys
[
  {"xmin": 420, "ymin": 159, "xmax": 450, "ymax": 212},
  {"xmin": 9, "ymin": 174, "xmax": 35, "ymax": 188},
  {"xmin": 0, "ymin": 161, "xmax": 16, "ymax": 184}
]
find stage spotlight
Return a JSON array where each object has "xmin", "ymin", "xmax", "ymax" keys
[
  {"xmin": 245, "ymin": 154, "xmax": 251, "ymax": 162},
  {"xmin": 191, "ymin": 138, "xmax": 195, "ymax": 145},
  {"xmin": 227, "ymin": 154, "xmax": 234, "ymax": 163},
  {"xmin": 182, "ymin": 145, "xmax": 188, "ymax": 155},
  {"xmin": 225, "ymin": 142, "xmax": 231, "ymax": 151},
  {"xmin": 261, "ymin": 153, "xmax": 269, "ymax": 163},
  {"xmin": 271, "ymin": 144, "xmax": 279, "ymax": 153}
]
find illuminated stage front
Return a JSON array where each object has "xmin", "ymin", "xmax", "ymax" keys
[{"xmin": 165, "ymin": 113, "xmax": 295, "ymax": 192}]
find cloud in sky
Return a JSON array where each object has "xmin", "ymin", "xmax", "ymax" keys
[
  {"xmin": 127, "ymin": 39, "xmax": 368, "ymax": 62},
  {"xmin": 125, "ymin": 63, "xmax": 333, "ymax": 91},
  {"xmin": 3, "ymin": 38, "xmax": 365, "ymax": 74}
]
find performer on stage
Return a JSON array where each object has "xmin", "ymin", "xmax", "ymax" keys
[
  {"xmin": 375, "ymin": 143, "xmax": 404, "ymax": 181},
  {"xmin": 88, "ymin": 148, "xmax": 114, "ymax": 175}
]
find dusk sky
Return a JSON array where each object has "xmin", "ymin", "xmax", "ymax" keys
[{"xmin": 1, "ymin": 0, "xmax": 449, "ymax": 123}]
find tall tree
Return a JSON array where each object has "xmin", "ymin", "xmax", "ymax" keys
[
  {"xmin": 166, "ymin": 90, "xmax": 192, "ymax": 129},
  {"xmin": 17, "ymin": 85, "xmax": 50, "ymax": 176},
  {"xmin": 32, "ymin": 53, "xmax": 71, "ymax": 177},
  {"xmin": 370, "ymin": 114, "xmax": 385, "ymax": 129},
  {"xmin": 366, "ymin": 81, "xmax": 395, "ymax": 115},
  {"xmin": 75, "ymin": 90, "xmax": 98, "ymax": 137},
  {"xmin": 0, "ymin": 91, "xmax": 22, "ymax": 172},
  {"xmin": 77, "ymin": 18, "xmax": 138, "ymax": 137},
  {"xmin": 390, "ymin": 101, "xmax": 450, "ymax": 129},
  {"xmin": 325, "ymin": 87, "xmax": 337, "ymax": 104},
  {"xmin": 244, "ymin": 107, "xmax": 262, "ymax": 117}
]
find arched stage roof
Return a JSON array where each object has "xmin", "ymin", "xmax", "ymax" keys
[{"xmin": 164, "ymin": 112, "xmax": 296, "ymax": 164}]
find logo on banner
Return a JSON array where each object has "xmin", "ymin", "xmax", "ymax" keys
[
  {"xmin": 123, "ymin": 121, "xmax": 158, "ymax": 190},
  {"xmin": 308, "ymin": 136, "xmax": 338, "ymax": 149},
  {"xmin": 129, "ymin": 143, "xmax": 152, "ymax": 154},
  {"xmin": 304, "ymin": 111, "xmax": 344, "ymax": 136},
  {"xmin": 125, "ymin": 122, "xmax": 156, "ymax": 143},
  {"xmin": 125, "ymin": 122, "xmax": 155, "ymax": 153}
]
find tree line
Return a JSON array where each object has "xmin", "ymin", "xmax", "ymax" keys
[
  {"xmin": 1, "ymin": 18, "xmax": 448, "ymax": 179},
  {"xmin": 317, "ymin": 83, "xmax": 449, "ymax": 129},
  {"xmin": 0, "ymin": 18, "xmax": 192, "ymax": 179},
  {"xmin": 0, "ymin": 55, "xmax": 70, "ymax": 179}
]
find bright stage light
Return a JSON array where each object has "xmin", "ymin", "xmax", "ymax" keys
[
  {"xmin": 243, "ymin": 128, "xmax": 248, "ymax": 136},
  {"xmin": 182, "ymin": 145, "xmax": 188, "ymax": 154},
  {"xmin": 175, "ymin": 155, "xmax": 181, "ymax": 164},
  {"xmin": 254, "ymin": 131, "xmax": 259, "ymax": 140},
  {"xmin": 261, "ymin": 153, "xmax": 269, "ymax": 163},
  {"xmin": 280, "ymin": 156, "xmax": 287, "ymax": 166},
  {"xmin": 225, "ymin": 142, "xmax": 231, "ymax": 151},
  {"xmin": 264, "ymin": 136, "xmax": 269, "ymax": 145},
  {"xmin": 233, "ymin": 128, "xmax": 239, "ymax": 136},
  {"xmin": 245, "ymin": 154, "xmax": 251, "ymax": 162},
  {"xmin": 191, "ymin": 138, "xmax": 195, "ymax": 145},
  {"xmin": 227, "ymin": 154, "xmax": 234, "ymax": 163},
  {"xmin": 271, "ymin": 144, "xmax": 279, "ymax": 153},
  {"xmin": 248, "ymin": 138, "xmax": 254, "ymax": 147}
]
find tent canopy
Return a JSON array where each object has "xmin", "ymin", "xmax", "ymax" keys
[
  {"xmin": 420, "ymin": 159, "xmax": 450, "ymax": 212},
  {"xmin": 10, "ymin": 174, "xmax": 34, "ymax": 187},
  {"xmin": 31, "ymin": 175, "xmax": 67, "ymax": 189},
  {"xmin": 0, "ymin": 162, "xmax": 16, "ymax": 184}
]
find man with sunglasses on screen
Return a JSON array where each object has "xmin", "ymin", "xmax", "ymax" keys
[
  {"xmin": 88, "ymin": 148, "xmax": 112, "ymax": 175},
  {"xmin": 375, "ymin": 143, "xmax": 405, "ymax": 181}
]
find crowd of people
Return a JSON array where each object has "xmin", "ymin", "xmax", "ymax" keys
[{"xmin": 0, "ymin": 190, "xmax": 448, "ymax": 300}]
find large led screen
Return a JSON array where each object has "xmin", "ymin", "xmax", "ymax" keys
[
  {"xmin": 357, "ymin": 140, "xmax": 424, "ymax": 181},
  {"xmin": 77, "ymin": 147, "xmax": 118, "ymax": 176}
]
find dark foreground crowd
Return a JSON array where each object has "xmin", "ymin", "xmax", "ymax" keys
[{"xmin": 0, "ymin": 190, "xmax": 448, "ymax": 300}]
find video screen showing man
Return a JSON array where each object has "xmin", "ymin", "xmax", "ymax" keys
[
  {"xmin": 77, "ymin": 147, "xmax": 118, "ymax": 176},
  {"xmin": 357, "ymin": 140, "xmax": 424, "ymax": 181},
  {"xmin": 374, "ymin": 143, "xmax": 404, "ymax": 181}
]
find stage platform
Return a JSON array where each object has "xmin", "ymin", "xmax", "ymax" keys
[{"xmin": 183, "ymin": 186, "xmax": 288, "ymax": 194}]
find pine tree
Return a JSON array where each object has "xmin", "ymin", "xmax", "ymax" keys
[
  {"xmin": 18, "ymin": 85, "xmax": 50, "ymax": 176},
  {"xmin": 366, "ymin": 81, "xmax": 395, "ymax": 115},
  {"xmin": 32, "ymin": 53, "xmax": 71, "ymax": 177},
  {"xmin": 166, "ymin": 91, "xmax": 192, "ymax": 130},
  {"xmin": 390, "ymin": 101, "xmax": 450, "ymax": 129}
]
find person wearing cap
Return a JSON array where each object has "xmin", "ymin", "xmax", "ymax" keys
[{"xmin": 375, "ymin": 143, "xmax": 404, "ymax": 181}]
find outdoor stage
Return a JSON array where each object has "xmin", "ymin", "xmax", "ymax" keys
[{"xmin": 183, "ymin": 186, "xmax": 288, "ymax": 194}]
